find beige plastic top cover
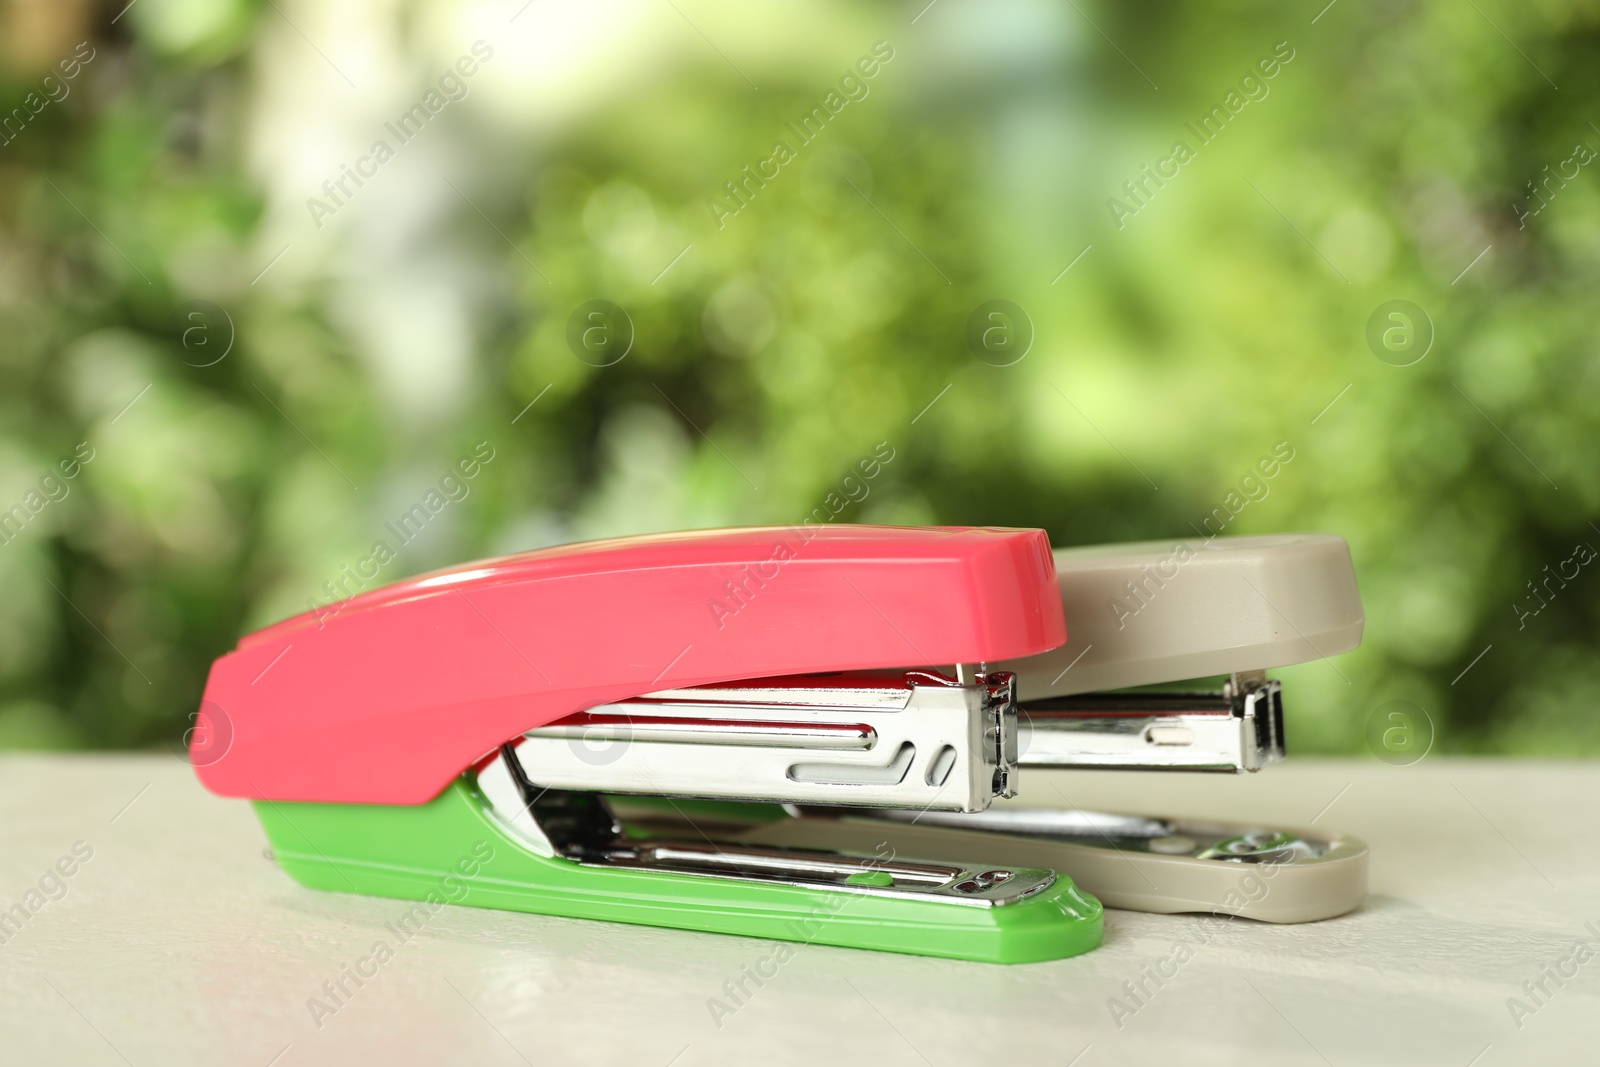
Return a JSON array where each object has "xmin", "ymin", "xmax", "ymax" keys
[{"xmin": 1002, "ymin": 534, "xmax": 1364, "ymax": 699}]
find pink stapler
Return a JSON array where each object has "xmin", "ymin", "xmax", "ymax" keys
[{"xmin": 191, "ymin": 525, "xmax": 1105, "ymax": 963}]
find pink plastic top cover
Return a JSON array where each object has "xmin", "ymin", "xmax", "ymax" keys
[{"xmin": 192, "ymin": 525, "xmax": 1066, "ymax": 804}]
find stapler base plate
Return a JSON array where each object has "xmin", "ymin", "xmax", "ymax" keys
[
  {"xmin": 250, "ymin": 778, "xmax": 1104, "ymax": 964},
  {"xmin": 734, "ymin": 811, "xmax": 1368, "ymax": 924}
]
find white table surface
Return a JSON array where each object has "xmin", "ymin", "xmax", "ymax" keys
[{"xmin": 2, "ymin": 754, "xmax": 1596, "ymax": 1066}]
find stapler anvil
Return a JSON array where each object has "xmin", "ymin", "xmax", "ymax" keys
[
  {"xmin": 190, "ymin": 526, "xmax": 1104, "ymax": 964},
  {"xmin": 659, "ymin": 534, "xmax": 1372, "ymax": 923}
]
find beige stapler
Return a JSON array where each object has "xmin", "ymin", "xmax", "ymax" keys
[{"xmin": 621, "ymin": 534, "xmax": 1369, "ymax": 923}]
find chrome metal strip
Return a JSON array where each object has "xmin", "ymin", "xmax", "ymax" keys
[
  {"xmin": 586, "ymin": 840, "xmax": 1055, "ymax": 908},
  {"xmin": 1017, "ymin": 673, "xmax": 1285, "ymax": 773}
]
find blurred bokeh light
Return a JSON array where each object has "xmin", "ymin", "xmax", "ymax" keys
[{"xmin": 1, "ymin": 0, "xmax": 1597, "ymax": 754}]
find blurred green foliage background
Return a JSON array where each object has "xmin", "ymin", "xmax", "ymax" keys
[{"xmin": 1, "ymin": 0, "xmax": 1597, "ymax": 756}]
